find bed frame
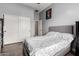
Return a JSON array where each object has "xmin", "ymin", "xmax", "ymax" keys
[
  {"xmin": 49, "ymin": 25, "xmax": 73, "ymax": 34},
  {"xmin": 23, "ymin": 40, "xmax": 30, "ymax": 56},
  {"xmin": 23, "ymin": 25, "xmax": 74, "ymax": 56}
]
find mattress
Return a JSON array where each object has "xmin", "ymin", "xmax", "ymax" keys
[
  {"xmin": 24, "ymin": 32, "xmax": 73, "ymax": 56},
  {"xmin": 54, "ymin": 43, "xmax": 70, "ymax": 56},
  {"xmin": 24, "ymin": 40, "xmax": 71, "ymax": 56},
  {"xmin": 25, "ymin": 39, "xmax": 73, "ymax": 56}
]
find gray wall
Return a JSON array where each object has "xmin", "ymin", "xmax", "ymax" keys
[{"xmin": 40, "ymin": 3, "xmax": 79, "ymax": 34}]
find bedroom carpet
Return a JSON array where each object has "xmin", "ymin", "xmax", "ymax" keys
[{"xmin": 0, "ymin": 42, "xmax": 74, "ymax": 56}]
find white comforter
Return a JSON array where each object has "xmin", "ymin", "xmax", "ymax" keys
[{"xmin": 25, "ymin": 32, "xmax": 73, "ymax": 56}]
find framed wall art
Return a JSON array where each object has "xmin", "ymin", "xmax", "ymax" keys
[{"xmin": 46, "ymin": 8, "xmax": 52, "ymax": 20}]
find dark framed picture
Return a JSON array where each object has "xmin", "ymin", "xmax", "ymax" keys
[{"xmin": 46, "ymin": 8, "xmax": 52, "ymax": 20}]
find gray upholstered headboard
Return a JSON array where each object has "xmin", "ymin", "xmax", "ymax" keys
[{"xmin": 49, "ymin": 25, "xmax": 73, "ymax": 34}]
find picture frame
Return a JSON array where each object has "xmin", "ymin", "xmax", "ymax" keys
[{"xmin": 46, "ymin": 8, "xmax": 52, "ymax": 20}]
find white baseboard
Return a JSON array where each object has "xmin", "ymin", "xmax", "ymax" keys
[{"xmin": 4, "ymin": 40, "xmax": 23, "ymax": 45}]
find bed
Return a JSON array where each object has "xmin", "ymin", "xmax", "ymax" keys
[{"xmin": 23, "ymin": 25, "xmax": 74, "ymax": 56}]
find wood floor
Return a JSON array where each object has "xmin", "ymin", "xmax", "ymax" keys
[
  {"xmin": 0, "ymin": 42, "xmax": 74, "ymax": 56},
  {"xmin": 0, "ymin": 42, "xmax": 23, "ymax": 56}
]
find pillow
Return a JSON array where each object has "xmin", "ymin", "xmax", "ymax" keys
[
  {"xmin": 61, "ymin": 33, "xmax": 74, "ymax": 41},
  {"xmin": 46, "ymin": 31, "xmax": 60, "ymax": 36}
]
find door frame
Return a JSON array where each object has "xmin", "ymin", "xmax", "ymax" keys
[{"xmin": 0, "ymin": 18, "xmax": 4, "ymax": 53}]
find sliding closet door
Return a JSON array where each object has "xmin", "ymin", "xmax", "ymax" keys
[
  {"xmin": 4, "ymin": 14, "xmax": 18, "ymax": 44},
  {"xmin": 19, "ymin": 16, "xmax": 31, "ymax": 41}
]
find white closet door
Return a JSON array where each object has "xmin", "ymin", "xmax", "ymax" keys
[
  {"xmin": 4, "ymin": 14, "xmax": 18, "ymax": 44},
  {"xmin": 19, "ymin": 16, "xmax": 31, "ymax": 41}
]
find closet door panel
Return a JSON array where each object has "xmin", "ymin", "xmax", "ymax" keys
[{"xmin": 19, "ymin": 16, "xmax": 31, "ymax": 41}]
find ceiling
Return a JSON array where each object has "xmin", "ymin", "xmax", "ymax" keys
[{"xmin": 22, "ymin": 3, "xmax": 52, "ymax": 12}]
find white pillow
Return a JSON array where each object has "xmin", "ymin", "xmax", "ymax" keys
[
  {"xmin": 46, "ymin": 31, "xmax": 60, "ymax": 36},
  {"xmin": 61, "ymin": 33, "xmax": 73, "ymax": 41}
]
